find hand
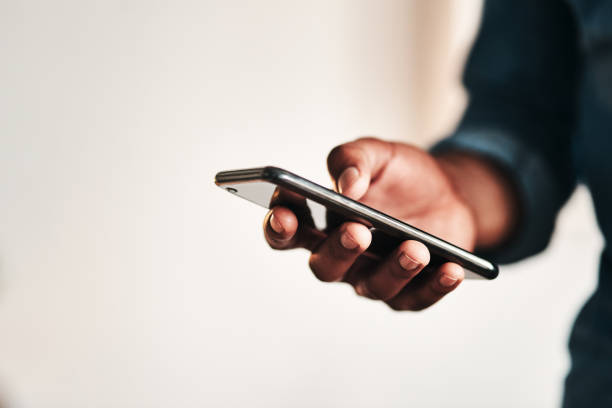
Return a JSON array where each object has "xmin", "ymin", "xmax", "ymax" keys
[{"xmin": 263, "ymin": 137, "xmax": 510, "ymax": 310}]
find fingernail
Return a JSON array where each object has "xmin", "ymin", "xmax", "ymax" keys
[
  {"xmin": 338, "ymin": 166, "xmax": 359, "ymax": 194},
  {"xmin": 439, "ymin": 273, "xmax": 459, "ymax": 288},
  {"xmin": 399, "ymin": 253, "xmax": 420, "ymax": 271},
  {"xmin": 340, "ymin": 231, "xmax": 359, "ymax": 250},
  {"xmin": 269, "ymin": 213, "xmax": 284, "ymax": 234}
]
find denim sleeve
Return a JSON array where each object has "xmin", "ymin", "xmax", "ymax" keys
[{"xmin": 431, "ymin": 0, "xmax": 580, "ymax": 264}]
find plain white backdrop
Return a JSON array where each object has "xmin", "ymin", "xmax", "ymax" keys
[{"xmin": 0, "ymin": 1, "xmax": 603, "ymax": 407}]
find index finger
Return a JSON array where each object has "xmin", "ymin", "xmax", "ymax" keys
[{"xmin": 326, "ymin": 137, "xmax": 393, "ymax": 199}]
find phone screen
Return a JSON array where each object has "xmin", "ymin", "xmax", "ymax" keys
[{"xmin": 220, "ymin": 180, "xmax": 335, "ymax": 231}]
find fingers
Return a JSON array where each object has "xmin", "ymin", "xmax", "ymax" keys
[
  {"xmin": 308, "ymin": 222, "xmax": 372, "ymax": 282},
  {"xmin": 265, "ymin": 207, "xmax": 373, "ymax": 282},
  {"xmin": 385, "ymin": 262, "xmax": 465, "ymax": 311},
  {"xmin": 360, "ymin": 240, "xmax": 430, "ymax": 301},
  {"xmin": 265, "ymin": 206, "xmax": 464, "ymax": 311},
  {"xmin": 327, "ymin": 137, "xmax": 393, "ymax": 199},
  {"xmin": 264, "ymin": 206, "xmax": 300, "ymax": 249}
]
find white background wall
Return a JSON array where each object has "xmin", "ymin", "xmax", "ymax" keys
[{"xmin": 0, "ymin": 1, "xmax": 602, "ymax": 407}]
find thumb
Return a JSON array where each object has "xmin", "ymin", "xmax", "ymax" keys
[{"xmin": 327, "ymin": 137, "xmax": 393, "ymax": 200}]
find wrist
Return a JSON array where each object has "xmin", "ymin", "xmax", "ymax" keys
[{"xmin": 435, "ymin": 151, "xmax": 520, "ymax": 250}]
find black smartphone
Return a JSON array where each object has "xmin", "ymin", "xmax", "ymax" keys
[{"xmin": 215, "ymin": 166, "xmax": 498, "ymax": 279}]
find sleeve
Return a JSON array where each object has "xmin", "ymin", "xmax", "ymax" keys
[{"xmin": 431, "ymin": 0, "xmax": 581, "ymax": 264}]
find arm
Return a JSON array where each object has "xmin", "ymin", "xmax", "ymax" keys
[{"xmin": 432, "ymin": 0, "xmax": 580, "ymax": 262}]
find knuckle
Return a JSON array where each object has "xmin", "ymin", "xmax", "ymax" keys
[
  {"xmin": 353, "ymin": 280, "xmax": 379, "ymax": 300},
  {"xmin": 364, "ymin": 276, "xmax": 398, "ymax": 301},
  {"xmin": 353, "ymin": 282, "xmax": 370, "ymax": 298},
  {"xmin": 308, "ymin": 255, "xmax": 336, "ymax": 282},
  {"xmin": 327, "ymin": 239, "xmax": 347, "ymax": 260},
  {"xmin": 410, "ymin": 302, "xmax": 428, "ymax": 312},
  {"xmin": 386, "ymin": 297, "xmax": 427, "ymax": 312},
  {"xmin": 386, "ymin": 300, "xmax": 409, "ymax": 311},
  {"xmin": 363, "ymin": 285, "xmax": 387, "ymax": 301},
  {"xmin": 376, "ymin": 292, "xmax": 394, "ymax": 302}
]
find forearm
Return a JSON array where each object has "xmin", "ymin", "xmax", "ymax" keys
[{"xmin": 435, "ymin": 152, "xmax": 520, "ymax": 250}]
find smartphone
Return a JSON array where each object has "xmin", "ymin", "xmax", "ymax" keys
[{"xmin": 215, "ymin": 166, "xmax": 498, "ymax": 280}]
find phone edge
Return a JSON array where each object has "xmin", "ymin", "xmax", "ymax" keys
[{"xmin": 215, "ymin": 166, "xmax": 499, "ymax": 279}]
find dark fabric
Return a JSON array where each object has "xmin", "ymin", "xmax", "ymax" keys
[{"xmin": 431, "ymin": 1, "xmax": 612, "ymax": 406}]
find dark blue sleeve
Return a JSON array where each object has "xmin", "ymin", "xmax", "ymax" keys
[{"xmin": 431, "ymin": 0, "xmax": 580, "ymax": 264}]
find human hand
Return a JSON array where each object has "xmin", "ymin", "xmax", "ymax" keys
[{"xmin": 263, "ymin": 137, "xmax": 507, "ymax": 310}]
